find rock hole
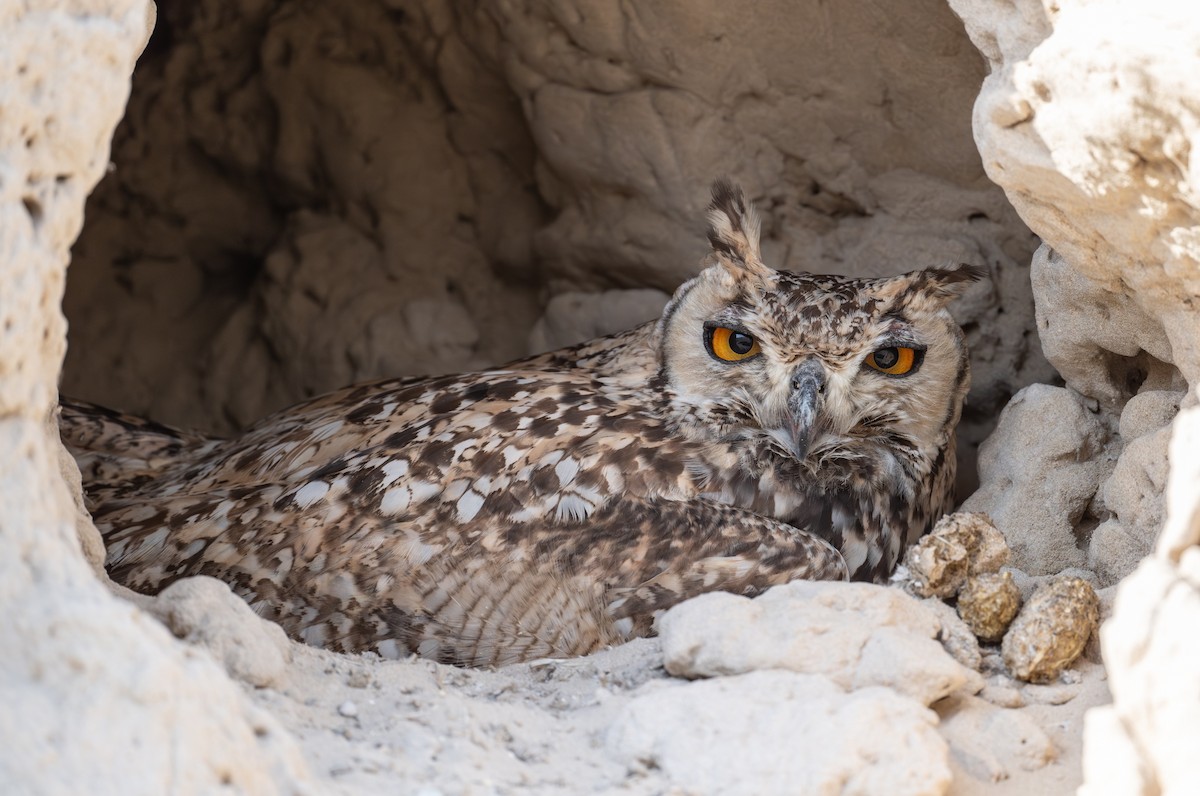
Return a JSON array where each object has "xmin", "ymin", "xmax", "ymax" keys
[
  {"xmin": 1110, "ymin": 348, "xmax": 1180, "ymax": 399},
  {"xmin": 22, "ymin": 195, "xmax": 43, "ymax": 224}
]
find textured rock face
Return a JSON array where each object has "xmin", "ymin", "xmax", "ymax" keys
[
  {"xmin": 608, "ymin": 670, "xmax": 951, "ymax": 796},
  {"xmin": 0, "ymin": 2, "xmax": 312, "ymax": 792},
  {"xmin": 60, "ymin": 0, "xmax": 1051, "ymax": 493},
  {"xmin": 944, "ymin": 0, "xmax": 1200, "ymax": 791},
  {"xmin": 962, "ymin": 383, "xmax": 1108, "ymax": 575},
  {"xmin": 660, "ymin": 582, "xmax": 983, "ymax": 706}
]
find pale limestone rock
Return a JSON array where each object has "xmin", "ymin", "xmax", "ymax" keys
[
  {"xmin": 978, "ymin": 676, "xmax": 1026, "ymax": 710},
  {"xmin": 152, "ymin": 576, "xmax": 293, "ymax": 689},
  {"xmin": 659, "ymin": 582, "xmax": 982, "ymax": 706},
  {"xmin": 1092, "ymin": 411, "xmax": 1200, "ymax": 795},
  {"xmin": 1118, "ymin": 391, "xmax": 1183, "ymax": 442},
  {"xmin": 962, "ymin": 384, "xmax": 1107, "ymax": 574},
  {"xmin": 922, "ymin": 597, "xmax": 984, "ymax": 672},
  {"xmin": 936, "ymin": 694, "xmax": 1057, "ymax": 782},
  {"xmin": 607, "ymin": 671, "xmax": 951, "ymax": 796},
  {"xmin": 1078, "ymin": 707, "xmax": 1155, "ymax": 796},
  {"xmin": 0, "ymin": 2, "xmax": 313, "ymax": 791},
  {"xmin": 1097, "ymin": 554, "xmax": 1200, "ymax": 795},
  {"xmin": 946, "ymin": 0, "xmax": 1200, "ymax": 786},
  {"xmin": 1090, "ymin": 426, "xmax": 1171, "ymax": 584}
]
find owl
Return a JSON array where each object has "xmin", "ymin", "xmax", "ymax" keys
[{"xmin": 61, "ymin": 181, "xmax": 982, "ymax": 667}]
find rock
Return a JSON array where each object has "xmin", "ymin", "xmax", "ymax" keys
[
  {"xmin": 1098, "ymin": 532, "xmax": 1200, "ymax": 794},
  {"xmin": 962, "ymin": 384, "xmax": 1108, "ymax": 575},
  {"xmin": 1117, "ymin": 391, "xmax": 1182, "ymax": 442},
  {"xmin": 660, "ymin": 582, "xmax": 982, "ymax": 706},
  {"xmin": 978, "ymin": 677, "xmax": 1026, "ymax": 709},
  {"xmin": 527, "ymin": 290, "xmax": 670, "ymax": 354},
  {"xmin": 1078, "ymin": 707, "xmax": 1155, "ymax": 796},
  {"xmin": 957, "ymin": 572, "xmax": 1022, "ymax": 643},
  {"xmin": 151, "ymin": 576, "xmax": 293, "ymax": 689},
  {"xmin": 936, "ymin": 694, "xmax": 1057, "ymax": 782},
  {"xmin": 1090, "ymin": 425, "xmax": 1171, "ymax": 585},
  {"xmin": 1002, "ymin": 577, "xmax": 1100, "ymax": 684},
  {"xmin": 607, "ymin": 671, "xmax": 950, "ymax": 796},
  {"xmin": 0, "ymin": 2, "xmax": 313, "ymax": 792},
  {"xmin": 946, "ymin": 0, "xmax": 1200, "ymax": 780},
  {"xmin": 921, "ymin": 598, "xmax": 984, "ymax": 672}
]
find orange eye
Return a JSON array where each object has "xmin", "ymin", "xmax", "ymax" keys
[
  {"xmin": 708, "ymin": 326, "xmax": 761, "ymax": 362},
  {"xmin": 866, "ymin": 346, "xmax": 919, "ymax": 376}
]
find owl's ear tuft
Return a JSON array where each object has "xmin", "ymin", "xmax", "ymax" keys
[
  {"xmin": 705, "ymin": 179, "xmax": 772, "ymax": 280},
  {"xmin": 908, "ymin": 263, "xmax": 988, "ymax": 304}
]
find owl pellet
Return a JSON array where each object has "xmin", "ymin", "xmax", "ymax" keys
[
  {"xmin": 930, "ymin": 511, "xmax": 1010, "ymax": 575},
  {"xmin": 1001, "ymin": 576, "xmax": 1099, "ymax": 683},
  {"xmin": 957, "ymin": 571, "xmax": 1021, "ymax": 643},
  {"xmin": 903, "ymin": 533, "xmax": 968, "ymax": 598}
]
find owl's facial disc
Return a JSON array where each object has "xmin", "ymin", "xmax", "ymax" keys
[{"xmin": 785, "ymin": 358, "xmax": 825, "ymax": 460}]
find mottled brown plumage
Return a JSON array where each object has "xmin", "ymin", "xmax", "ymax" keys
[{"xmin": 62, "ymin": 181, "xmax": 981, "ymax": 667}]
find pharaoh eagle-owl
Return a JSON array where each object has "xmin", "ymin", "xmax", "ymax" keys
[{"xmin": 61, "ymin": 181, "xmax": 981, "ymax": 667}]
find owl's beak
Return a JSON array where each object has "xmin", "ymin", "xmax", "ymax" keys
[{"xmin": 786, "ymin": 359, "xmax": 825, "ymax": 460}]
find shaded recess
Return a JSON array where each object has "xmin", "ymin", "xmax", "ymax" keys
[{"xmin": 63, "ymin": 0, "xmax": 1053, "ymax": 503}]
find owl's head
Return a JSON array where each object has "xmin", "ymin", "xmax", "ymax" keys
[{"xmin": 658, "ymin": 180, "xmax": 983, "ymax": 467}]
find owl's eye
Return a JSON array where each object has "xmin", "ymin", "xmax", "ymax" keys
[
  {"xmin": 707, "ymin": 326, "xmax": 761, "ymax": 362},
  {"xmin": 865, "ymin": 346, "xmax": 920, "ymax": 376}
]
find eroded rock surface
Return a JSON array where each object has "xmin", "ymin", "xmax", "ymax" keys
[
  {"xmin": 608, "ymin": 671, "xmax": 951, "ymax": 796},
  {"xmin": 945, "ymin": 0, "xmax": 1200, "ymax": 790},
  {"xmin": 660, "ymin": 581, "xmax": 983, "ymax": 706},
  {"xmin": 0, "ymin": 2, "xmax": 312, "ymax": 791},
  {"xmin": 962, "ymin": 383, "xmax": 1108, "ymax": 575}
]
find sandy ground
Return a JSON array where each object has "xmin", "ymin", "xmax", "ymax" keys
[{"xmin": 247, "ymin": 632, "xmax": 1109, "ymax": 795}]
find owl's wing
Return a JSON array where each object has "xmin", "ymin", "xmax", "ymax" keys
[
  {"xmin": 96, "ymin": 478, "xmax": 848, "ymax": 667},
  {"xmin": 587, "ymin": 496, "xmax": 849, "ymax": 636},
  {"xmin": 58, "ymin": 397, "xmax": 222, "ymax": 503}
]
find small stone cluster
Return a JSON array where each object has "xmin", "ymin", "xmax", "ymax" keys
[{"xmin": 898, "ymin": 512, "xmax": 1100, "ymax": 683}]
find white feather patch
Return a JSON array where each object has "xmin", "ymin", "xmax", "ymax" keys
[
  {"xmin": 456, "ymin": 489, "xmax": 485, "ymax": 522},
  {"xmin": 293, "ymin": 480, "xmax": 330, "ymax": 509},
  {"xmin": 554, "ymin": 457, "xmax": 579, "ymax": 485},
  {"xmin": 380, "ymin": 459, "xmax": 410, "ymax": 487},
  {"xmin": 555, "ymin": 494, "xmax": 593, "ymax": 522},
  {"xmin": 379, "ymin": 486, "xmax": 413, "ymax": 515}
]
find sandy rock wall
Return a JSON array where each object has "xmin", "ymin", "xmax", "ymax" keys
[
  {"xmin": 944, "ymin": 0, "xmax": 1200, "ymax": 791},
  {"xmin": 61, "ymin": 0, "xmax": 1052, "ymax": 491},
  {"xmin": 0, "ymin": 2, "xmax": 313, "ymax": 792}
]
